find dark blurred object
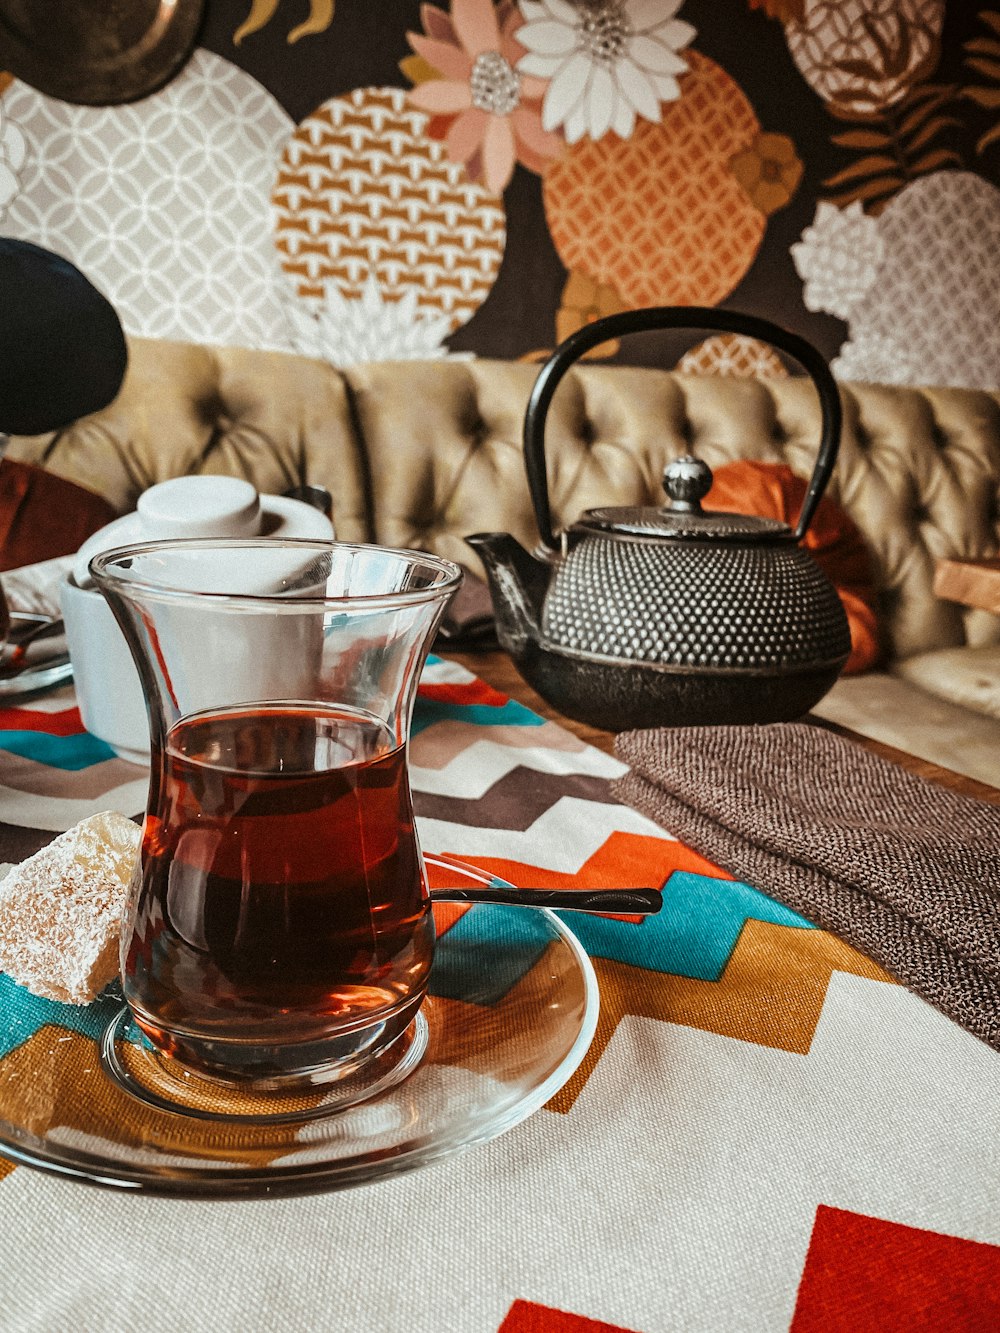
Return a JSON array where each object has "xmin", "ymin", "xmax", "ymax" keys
[
  {"xmin": 0, "ymin": 461, "xmax": 116, "ymax": 571},
  {"xmin": 0, "ymin": 240, "xmax": 126, "ymax": 585},
  {"xmin": 435, "ymin": 572, "xmax": 498, "ymax": 651},
  {"xmin": 0, "ymin": 239, "xmax": 128, "ymax": 435},
  {"xmin": 282, "ymin": 484, "xmax": 333, "ymax": 519},
  {"xmin": 0, "ymin": 0, "xmax": 204, "ymax": 106}
]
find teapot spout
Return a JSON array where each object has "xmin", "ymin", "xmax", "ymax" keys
[{"xmin": 465, "ymin": 532, "xmax": 548, "ymax": 657}]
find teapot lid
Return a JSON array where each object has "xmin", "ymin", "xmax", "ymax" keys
[{"xmin": 575, "ymin": 456, "xmax": 792, "ymax": 544}]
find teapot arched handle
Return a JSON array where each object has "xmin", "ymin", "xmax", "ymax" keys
[{"xmin": 523, "ymin": 306, "xmax": 843, "ymax": 552}]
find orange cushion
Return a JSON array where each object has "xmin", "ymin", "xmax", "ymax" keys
[
  {"xmin": 0, "ymin": 459, "xmax": 117, "ymax": 572},
  {"xmin": 706, "ymin": 460, "xmax": 881, "ymax": 674}
]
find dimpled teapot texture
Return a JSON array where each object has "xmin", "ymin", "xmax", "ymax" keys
[{"xmin": 1, "ymin": 0, "xmax": 997, "ymax": 386}]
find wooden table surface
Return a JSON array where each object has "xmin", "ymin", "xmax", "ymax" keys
[
  {"xmin": 934, "ymin": 556, "xmax": 1000, "ymax": 616},
  {"xmin": 449, "ymin": 649, "xmax": 1000, "ymax": 806}
]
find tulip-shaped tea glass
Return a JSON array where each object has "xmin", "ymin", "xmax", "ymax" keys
[{"xmin": 90, "ymin": 538, "xmax": 461, "ymax": 1094}]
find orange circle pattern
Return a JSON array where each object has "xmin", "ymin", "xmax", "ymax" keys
[
  {"xmin": 272, "ymin": 87, "xmax": 505, "ymax": 327},
  {"xmin": 678, "ymin": 334, "xmax": 788, "ymax": 378},
  {"xmin": 543, "ymin": 53, "xmax": 765, "ymax": 309}
]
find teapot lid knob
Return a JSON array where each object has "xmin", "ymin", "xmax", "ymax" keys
[{"xmin": 663, "ymin": 456, "xmax": 713, "ymax": 513}]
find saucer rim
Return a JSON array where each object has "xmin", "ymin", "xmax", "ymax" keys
[
  {"xmin": 0, "ymin": 656, "xmax": 73, "ymax": 699},
  {"xmin": 0, "ymin": 862, "xmax": 599, "ymax": 1199},
  {"xmin": 0, "ymin": 612, "xmax": 72, "ymax": 699}
]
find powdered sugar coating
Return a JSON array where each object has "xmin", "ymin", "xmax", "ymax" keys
[{"xmin": 0, "ymin": 811, "xmax": 140, "ymax": 1004}]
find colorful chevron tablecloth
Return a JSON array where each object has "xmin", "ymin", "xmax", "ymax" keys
[{"xmin": 0, "ymin": 656, "xmax": 999, "ymax": 1332}]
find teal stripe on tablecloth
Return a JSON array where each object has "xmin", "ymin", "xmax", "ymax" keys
[
  {"xmin": 557, "ymin": 870, "xmax": 815, "ymax": 981},
  {"xmin": 0, "ymin": 975, "xmax": 127, "ymax": 1058},
  {"xmin": 429, "ymin": 901, "xmax": 550, "ymax": 1006},
  {"xmin": 411, "ymin": 698, "xmax": 544, "ymax": 735},
  {"xmin": 0, "ymin": 730, "xmax": 117, "ymax": 771}
]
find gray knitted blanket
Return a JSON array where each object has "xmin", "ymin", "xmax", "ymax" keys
[{"xmin": 613, "ymin": 722, "xmax": 1000, "ymax": 1052}]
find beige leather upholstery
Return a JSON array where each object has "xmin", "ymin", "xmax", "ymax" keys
[
  {"xmin": 348, "ymin": 361, "xmax": 1000, "ymax": 665},
  {"xmin": 809, "ymin": 674, "xmax": 1000, "ymax": 789},
  {"xmin": 894, "ymin": 644, "xmax": 1000, "ymax": 720},
  {"xmin": 9, "ymin": 339, "xmax": 371, "ymax": 543},
  {"xmin": 9, "ymin": 336, "xmax": 1000, "ymax": 669}
]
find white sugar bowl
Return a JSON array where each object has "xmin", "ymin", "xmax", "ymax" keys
[{"xmin": 62, "ymin": 476, "xmax": 334, "ymax": 763}]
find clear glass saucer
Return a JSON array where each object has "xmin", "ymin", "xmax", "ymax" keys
[
  {"xmin": 0, "ymin": 855, "xmax": 597, "ymax": 1198},
  {"xmin": 0, "ymin": 613, "xmax": 72, "ymax": 697},
  {"xmin": 0, "ymin": 657, "xmax": 72, "ymax": 697}
]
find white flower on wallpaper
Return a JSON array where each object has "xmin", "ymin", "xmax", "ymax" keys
[
  {"xmin": 790, "ymin": 201, "xmax": 883, "ymax": 322},
  {"xmin": 287, "ymin": 278, "xmax": 468, "ymax": 368},
  {"xmin": 832, "ymin": 332, "xmax": 917, "ymax": 386},
  {"xmin": 793, "ymin": 173, "xmax": 1000, "ymax": 389},
  {"xmin": 516, "ymin": 0, "xmax": 695, "ymax": 143},
  {"xmin": 0, "ymin": 103, "xmax": 26, "ymax": 219}
]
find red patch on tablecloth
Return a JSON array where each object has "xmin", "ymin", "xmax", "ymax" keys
[
  {"xmin": 790, "ymin": 1205, "xmax": 1000, "ymax": 1332},
  {"xmin": 0, "ymin": 706, "xmax": 84, "ymax": 735},
  {"xmin": 417, "ymin": 679, "xmax": 509, "ymax": 708},
  {"xmin": 499, "ymin": 1300, "xmax": 639, "ymax": 1333}
]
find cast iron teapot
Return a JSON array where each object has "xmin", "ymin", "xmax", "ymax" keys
[{"xmin": 466, "ymin": 307, "xmax": 851, "ymax": 731}]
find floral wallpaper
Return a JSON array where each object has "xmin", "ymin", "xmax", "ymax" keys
[{"xmin": 1, "ymin": 0, "xmax": 1000, "ymax": 387}]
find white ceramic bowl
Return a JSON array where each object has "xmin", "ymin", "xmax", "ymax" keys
[
  {"xmin": 62, "ymin": 478, "xmax": 334, "ymax": 763},
  {"xmin": 61, "ymin": 579, "xmax": 152, "ymax": 764}
]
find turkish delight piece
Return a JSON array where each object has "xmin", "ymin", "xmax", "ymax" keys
[{"xmin": 0, "ymin": 811, "xmax": 140, "ymax": 1004}]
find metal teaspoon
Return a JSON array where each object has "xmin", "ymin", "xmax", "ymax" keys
[{"xmin": 430, "ymin": 886, "xmax": 661, "ymax": 914}]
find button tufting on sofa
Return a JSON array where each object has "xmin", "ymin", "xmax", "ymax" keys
[
  {"xmin": 7, "ymin": 335, "xmax": 1000, "ymax": 783},
  {"xmin": 930, "ymin": 420, "xmax": 951, "ymax": 451}
]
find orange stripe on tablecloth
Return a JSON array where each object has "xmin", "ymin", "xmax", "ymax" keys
[
  {"xmin": 499, "ymin": 1300, "xmax": 639, "ymax": 1332},
  {"xmin": 790, "ymin": 1205, "xmax": 1000, "ymax": 1332},
  {"xmin": 456, "ymin": 830, "xmax": 735, "ymax": 895}
]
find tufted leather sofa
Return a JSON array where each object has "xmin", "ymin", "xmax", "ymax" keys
[{"xmin": 9, "ymin": 336, "xmax": 1000, "ymax": 784}]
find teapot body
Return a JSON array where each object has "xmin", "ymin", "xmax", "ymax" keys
[
  {"xmin": 528, "ymin": 530, "xmax": 850, "ymax": 730},
  {"xmin": 471, "ymin": 305, "xmax": 855, "ymax": 732},
  {"xmin": 542, "ymin": 531, "xmax": 849, "ymax": 672}
]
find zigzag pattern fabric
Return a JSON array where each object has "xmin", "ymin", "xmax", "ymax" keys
[{"xmin": 1, "ymin": 657, "xmax": 998, "ymax": 1330}]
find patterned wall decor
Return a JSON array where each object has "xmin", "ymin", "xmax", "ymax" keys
[
  {"xmin": 1, "ymin": 0, "xmax": 999, "ymax": 386},
  {"xmin": 0, "ymin": 50, "xmax": 293, "ymax": 351}
]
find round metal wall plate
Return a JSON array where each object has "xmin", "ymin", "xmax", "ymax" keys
[{"xmin": 0, "ymin": 0, "xmax": 204, "ymax": 106}]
